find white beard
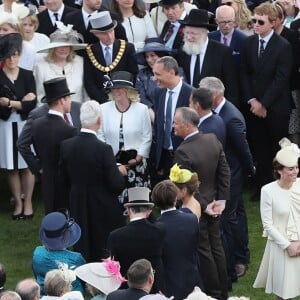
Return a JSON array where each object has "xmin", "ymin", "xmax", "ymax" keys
[{"xmin": 182, "ymin": 39, "xmax": 206, "ymax": 55}]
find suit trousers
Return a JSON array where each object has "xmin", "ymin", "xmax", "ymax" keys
[
  {"xmin": 198, "ymin": 214, "xmax": 228, "ymax": 300},
  {"xmin": 221, "ymin": 168, "xmax": 250, "ymax": 283}
]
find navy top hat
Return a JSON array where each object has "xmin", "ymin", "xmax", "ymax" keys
[
  {"xmin": 103, "ymin": 71, "xmax": 137, "ymax": 90},
  {"xmin": 39, "ymin": 212, "xmax": 81, "ymax": 250},
  {"xmin": 41, "ymin": 77, "xmax": 75, "ymax": 103},
  {"xmin": 179, "ymin": 9, "xmax": 217, "ymax": 31},
  {"xmin": 0, "ymin": 33, "xmax": 22, "ymax": 61},
  {"xmin": 134, "ymin": 38, "xmax": 175, "ymax": 66}
]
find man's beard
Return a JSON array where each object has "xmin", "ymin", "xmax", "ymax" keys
[{"xmin": 182, "ymin": 39, "xmax": 206, "ymax": 55}]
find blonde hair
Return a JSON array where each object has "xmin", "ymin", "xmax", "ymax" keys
[
  {"xmin": 0, "ymin": 22, "xmax": 24, "ymax": 38},
  {"xmin": 21, "ymin": 14, "xmax": 39, "ymax": 31},
  {"xmin": 109, "ymin": 88, "xmax": 140, "ymax": 103},
  {"xmin": 234, "ymin": 0, "xmax": 252, "ymax": 30},
  {"xmin": 45, "ymin": 47, "xmax": 75, "ymax": 63}
]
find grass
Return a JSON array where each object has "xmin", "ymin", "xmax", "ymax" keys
[{"xmin": 0, "ymin": 170, "xmax": 299, "ymax": 299}]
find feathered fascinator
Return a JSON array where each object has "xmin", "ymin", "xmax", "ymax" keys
[
  {"xmin": 57, "ymin": 262, "xmax": 77, "ymax": 283},
  {"xmin": 74, "ymin": 257, "xmax": 126, "ymax": 295},
  {"xmin": 275, "ymin": 137, "xmax": 300, "ymax": 167},
  {"xmin": 169, "ymin": 164, "xmax": 193, "ymax": 183},
  {"xmin": 37, "ymin": 22, "xmax": 87, "ymax": 53}
]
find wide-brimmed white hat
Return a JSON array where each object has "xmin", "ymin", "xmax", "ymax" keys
[
  {"xmin": 0, "ymin": 3, "xmax": 30, "ymax": 26},
  {"xmin": 183, "ymin": 286, "xmax": 218, "ymax": 300},
  {"xmin": 275, "ymin": 137, "xmax": 300, "ymax": 167},
  {"xmin": 75, "ymin": 259, "xmax": 126, "ymax": 295},
  {"xmin": 38, "ymin": 22, "xmax": 87, "ymax": 53}
]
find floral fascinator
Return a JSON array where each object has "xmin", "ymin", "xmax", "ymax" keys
[
  {"xmin": 169, "ymin": 164, "xmax": 193, "ymax": 183},
  {"xmin": 275, "ymin": 137, "xmax": 300, "ymax": 167},
  {"xmin": 75, "ymin": 257, "xmax": 126, "ymax": 295}
]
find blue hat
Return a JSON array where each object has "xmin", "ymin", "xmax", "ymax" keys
[
  {"xmin": 134, "ymin": 38, "xmax": 175, "ymax": 66},
  {"xmin": 39, "ymin": 212, "xmax": 81, "ymax": 250}
]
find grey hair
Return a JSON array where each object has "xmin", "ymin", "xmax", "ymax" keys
[
  {"xmin": 199, "ymin": 77, "xmax": 225, "ymax": 96},
  {"xmin": 15, "ymin": 279, "xmax": 40, "ymax": 300},
  {"xmin": 44, "ymin": 269, "xmax": 74, "ymax": 296},
  {"xmin": 80, "ymin": 100, "xmax": 101, "ymax": 127},
  {"xmin": 155, "ymin": 56, "xmax": 179, "ymax": 75},
  {"xmin": 176, "ymin": 107, "xmax": 199, "ymax": 127},
  {"xmin": 0, "ymin": 292, "xmax": 21, "ymax": 300}
]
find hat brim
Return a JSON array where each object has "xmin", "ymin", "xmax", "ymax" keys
[
  {"xmin": 41, "ymin": 91, "xmax": 75, "ymax": 103},
  {"xmin": 39, "ymin": 221, "xmax": 81, "ymax": 250},
  {"xmin": 179, "ymin": 20, "xmax": 217, "ymax": 31},
  {"xmin": 90, "ymin": 20, "xmax": 117, "ymax": 33},
  {"xmin": 158, "ymin": 0, "xmax": 183, "ymax": 6},
  {"xmin": 124, "ymin": 202, "xmax": 154, "ymax": 208},
  {"xmin": 37, "ymin": 42, "xmax": 87, "ymax": 53},
  {"xmin": 75, "ymin": 263, "xmax": 121, "ymax": 295},
  {"xmin": 134, "ymin": 46, "xmax": 175, "ymax": 65}
]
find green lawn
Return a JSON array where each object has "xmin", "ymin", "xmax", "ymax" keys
[{"xmin": 0, "ymin": 171, "xmax": 299, "ymax": 299}]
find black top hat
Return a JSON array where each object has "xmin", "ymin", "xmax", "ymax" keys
[
  {"xmin": 159, "ymin": 0, "xmax": 183, "ymax": 7},
  {"xmin": 134, "ymin": 37, "xmax": 175, "ymax": 66},
  {"xmin": 0, "ymin": 33, "xmax": 22, "ymax": 61},
  {"xmin": 103, "ymin": 71, "xmax": 137, "ymax": 90},
  {"xmin": 41, "ymin": 77, "xmax": 75, "ymax": 103},
  {"xmin": 179, "ymin": 9, "xmax": 217, "ymax": 31}
]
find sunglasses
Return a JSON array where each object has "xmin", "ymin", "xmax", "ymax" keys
[
  {"xmin": 220, "ymin": 1, "xmax": 233, "ymax": 6},
  {"xmin": 252, "ymin": 18, "xmax": 265, "ymax": 25}
]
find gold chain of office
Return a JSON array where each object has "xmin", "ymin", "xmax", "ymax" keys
[{"xmin": 86, "ymin": 40, "xmax": 126, "ymax": 73}]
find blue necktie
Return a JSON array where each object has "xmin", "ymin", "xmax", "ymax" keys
[
  {"xmin": 104, "ymin": 46, "xmax": 112, "ymax": 66},
  {"xmin": 163, "ymin": 90, "xmax": 174, "ymax": 149}
]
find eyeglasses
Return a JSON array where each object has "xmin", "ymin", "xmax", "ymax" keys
[
  {"xmin": 220, "ymin": 1, "xmax": 233, "ymax": 6},
  {"xmin": 218, "ymin": 20, "xmax": 234, "ymax": 25},
  {"xmin": 252, "ymin": 18, "xmax": 265, "ymax": 25}
]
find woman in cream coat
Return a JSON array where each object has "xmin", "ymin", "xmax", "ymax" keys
[
  {"xmin": 98, "ymin": 71, "xmax": 152, "ymax": 204},
  {"xmin": 253, "ymin": 138, "xmax": 300, "ymax": 300}
]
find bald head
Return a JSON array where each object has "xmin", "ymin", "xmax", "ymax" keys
[
  {"xmin": 15, "ymin": 279, "xmax": 40, "ymax": 300},
  {"xmin": 216, "ymin": 5, "xmax": 236, "ymax": 35}
]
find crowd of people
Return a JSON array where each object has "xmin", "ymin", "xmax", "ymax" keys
[{"xmin": 0, "ymin": 0, "xmax": 300, "ymax": 299}]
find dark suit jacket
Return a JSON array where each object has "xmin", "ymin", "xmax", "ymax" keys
[
  {"xmin": 107, "ymin": 218, "xmax": 165, "ymax": 293},
  {"xmin": 64, "ymin": 9, "xmax": 127, "ymax": 44},
  {"xmin": 240, "ymin": 32, "xmax": 292, "ymax": 117},
  {"xmin": 176, "ymin": 40, "xmax": 239, "ymax": 106},
  {"xmin": 37, "ymin": 5, "xmax": 76, "ymax": 36},
  {"xmin": 17, "ymin": 102, "xmax": 81, "ymax": 174},
  {"xmin": 218, "ymin": 100, "xmax": 253, "ymax": 178},
  {"xmin": 153, "ymin": 81, "xmax": 192, "ymax": 167},
  {"xmin": 208, "ymin": 29, "xmax": 247, "ymax": 67},
  {"xmin": 174, "ymin": 132, "xmax": 230, "ymax": 211},
  {"xmin": 156, "ymin": 210, "xmax": 200, "ymax": 300},
  {"xmin": 198, "ymin": 113, "xmax": 226, "ymax": 147},
  {"xmin": 59, "ymin": 132, "xmax": 125, "ymax": 261},
  {"xmin": 159, "ymin": 20, "xmax": 185, "ymax": 50},
  {"xmin": 106, "ymin": 288, "xmax": 147, "ymax": 300},
  {"xmin": 84, "ymin": 39, "xmax": 138, "ymax": 103},
  {"xmin": 31, "ymin": 114, "xmax": 77, "ymax": 213}
]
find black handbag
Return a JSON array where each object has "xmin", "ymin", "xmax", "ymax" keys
[
  {"xmin": 0, "ymin": 84, "xmax": 17, "ymax": 121},
  {"xmin": 115, "ymin": 149, "xmax": 137, "ymax": 165}
]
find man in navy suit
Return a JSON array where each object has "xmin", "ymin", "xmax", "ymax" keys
[
  {"xmin": 189, "ymin": 87, "xmax": 226, "ymax": 147},
  {"xmin": 208, "ymin": 5, "xmax": 247, "ymax": 68},
  {"xmin": 106, "ymin": 259, "xmax": 154, "ymax": 300},
  {"xmin": 107, "ymin": 187, "xmax": 165, "ymax": 293},
  {"xmin": 176, "ymin": 9, "xmax": 239, "ymax": 107},
  {"xmin": 64, "ymin": 0, "xmax": 127, "ymax": 44},
  {"xmin": 152, "ymin": 56, "xmax": 192, "ymax": 179},
  {"xmin": 152, "ymin": 180, "xmax": 201, "ymax": 300},
  {"xmin": 200, "ymin": 77, "xmax": 254, "ymax": 283},
  {"xmin": 159, "ymin": 0, "xmax": 187, "ymax": 50},
  {"xmin": 240, "ymin": 2, "xmax": 293, "ymax": 197},
  {"xmin": 36, "ymin": 0, "xmax": 76, "ymax": 36}
]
